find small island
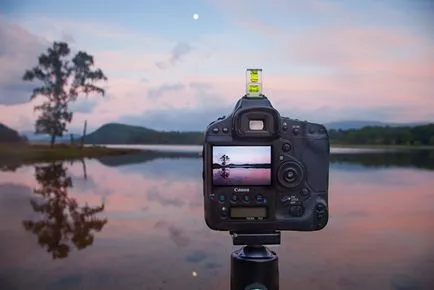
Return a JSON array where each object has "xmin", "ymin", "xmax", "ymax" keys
[
  {"xmin": 0, "ymin": 123, "xmax": 140, "ymax": 166},
  {"xmin": 0, "ymin": 143, "xmax": 140, "ymax": 165}
]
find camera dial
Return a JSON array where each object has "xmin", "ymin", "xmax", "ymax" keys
[{"xmin": 277, "ymin": 161, "xmax": 304, "ymax": 188}]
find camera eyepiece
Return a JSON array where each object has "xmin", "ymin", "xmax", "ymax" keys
[{"xmin": 232, "ymin": 105, "xmax": 281, "ymax": 139}]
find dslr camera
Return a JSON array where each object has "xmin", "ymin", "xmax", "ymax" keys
[{"xmin": 202, "ymin": 69, "xmax": 330, "ymax": 233}]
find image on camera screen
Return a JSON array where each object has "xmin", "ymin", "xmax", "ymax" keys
[{"xmin": 212, "ymin": 146, "xmax": 271, "ymax": 186}]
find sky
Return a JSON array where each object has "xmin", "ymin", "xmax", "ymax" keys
[
  {"xmin": 0, "ymin": 0, "xmax": 433, "ymax": 132},
  {"xmin": 212, "ymin": 146, "xmax": 271, "ymax": 164}
]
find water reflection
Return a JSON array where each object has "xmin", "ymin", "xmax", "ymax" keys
[
  {"xmin": 330, "ymin": 149, "xmax": 434, "ymax": 170},
  {"xmin": 22, "ymin": 161, "xmax": 108, "ymax": 259},
  {"xmin": 0, "ymin": 148, "xmax": 433, "ymax": 289}
]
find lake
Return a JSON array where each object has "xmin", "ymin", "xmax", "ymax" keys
[
  {"xmin": 212, "ymin": 168, "xmax": 271, "ymax": 186},
  {"xmin": 0, "ymin": 146, "xmax": 433, "ymax": 290}
]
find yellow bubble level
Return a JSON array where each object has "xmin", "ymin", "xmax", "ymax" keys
[
  {"xmin": 248, "ymin": 84, "xmax": 260, "ymax": 93},
  {"xmin": 246, "ymin": 68, "xmax": 263, "ymax": 97},
  {"xmin": 249, "ymin": 70, "xmax": 259, "ymax": 83}
]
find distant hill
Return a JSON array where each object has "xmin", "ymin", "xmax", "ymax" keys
[
  {"xmin": 324, "ymin": 120, "xmax": 429, "ymax": 130},
  {"xmin": 17, "ymin": 120, "xmax": 433, "ymax": 146},
  {"xmin": 81, "ymin": 121, "xmax": 433, "ymax": 145},
  {"xmin": 329, "ymin": 123, "xmax": 434, "ymax": 146},
  {"xmin": 83, "ymin": 123, "xmax": 204, "ymax": 145},
  {"xmin": 0, "ymin": 123, "xmax": 26, "ymax": 143}
]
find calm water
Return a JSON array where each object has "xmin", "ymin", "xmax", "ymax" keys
[
  {"xmin": 1, "ymin": 147, "xmax": 434, "ymax": 290},
  {"xmin": 212, "ymin": 168, "xmax": 271, "ymax": 186}
]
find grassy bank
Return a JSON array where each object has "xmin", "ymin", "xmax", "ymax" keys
[{"xmin": 0, "ymin": 143, "xmax": 141, "ymax": 165}]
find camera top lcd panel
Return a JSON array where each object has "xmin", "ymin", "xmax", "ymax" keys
[{"xmin": 202, "ymin": 93, "xmax": 330, "ymax": 233}]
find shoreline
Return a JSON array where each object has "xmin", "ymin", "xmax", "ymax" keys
[
  {"xmin": 0, "ymin": 143, "xmax": 141, "ymax": 166},
  {"xmin": 331, "ymin": 144, "xmax": 434, "ymax": 150},
  {"xmin": 1, "ymin": 143, "xmax": 433, "ymax": 168}
]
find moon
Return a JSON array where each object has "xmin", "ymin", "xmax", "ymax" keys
[{"xmin": 193, "ymin": 13, "xmax": 199, "ymax": 20}]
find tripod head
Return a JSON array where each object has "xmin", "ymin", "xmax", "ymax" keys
[
  {"xmin": 230, "ymin": 232, "xmax": 280, "ymax": 290},
  {"xmin": 231, "ymin": 231, "xmax": 281, "ymax": 246}
]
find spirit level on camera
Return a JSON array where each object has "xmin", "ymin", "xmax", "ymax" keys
[{"xmin": 246, "ymin": 68, "xmax": 262, "ymax": 97}]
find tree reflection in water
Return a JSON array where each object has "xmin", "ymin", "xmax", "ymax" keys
[
  {"xmin": 220, "ymin": 167, "xmax": 230, "ymax": 179},
  {"xmin": 22, "ymin": 161, "xmax": 108, "ymax": 259},
  {"xmin": 219, "ymin": 154, "xmax": 231, "ymax": 180}
]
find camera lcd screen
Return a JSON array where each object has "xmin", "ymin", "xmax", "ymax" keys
[
  {"xmin": 230, "ymin": 207, "xmax": 267, "ymax": 218},
  {"xmin": 212, "ymin": 146, "xmax": 271, "ymax": 186}
]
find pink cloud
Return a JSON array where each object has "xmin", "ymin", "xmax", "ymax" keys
[
  {"xmin": 1, "ymin": 9, "xmax": 433, "ymax": 131},
  {"xmin": 96, "ymin": 50, "xmax": 166, "ymax": 72}
]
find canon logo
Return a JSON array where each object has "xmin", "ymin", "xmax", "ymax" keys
[{"xmin": 234, "ymin": 188, "xmax": 250, "ymax": 192}]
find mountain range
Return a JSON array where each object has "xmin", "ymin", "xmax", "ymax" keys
[
  {"xmin": 324, "ymin": 120, "xmax": 430, "ymax": 130},
  {"xmin": 0, "ymin": 123, "xmax": 24, "ymax": 143},
  {"xmin": 17, "ymin": 120, "xmax": 431, "ymax": 143}
]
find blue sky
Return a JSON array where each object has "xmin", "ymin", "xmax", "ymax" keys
[{"xmin": 0, "ymin": 0, "xmax": 433, "ymax": 132}]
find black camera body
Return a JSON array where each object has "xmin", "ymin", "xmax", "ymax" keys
[{"xmin": 202, "ymin": 94, "xmax": 330, "ymax": 232}]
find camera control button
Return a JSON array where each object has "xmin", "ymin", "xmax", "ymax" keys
[
  {"xmin": 289, "ymin": 205, "xmax": 305, "ymax": 217},
  {"xmin": 281, "ymin": 195, "xmax": 291, "ymax": 203},
  {"xmin": 222, "ymin": 127, "xmax": 229, "ymax": 133},
  {"xmin": 301, "ymin": 188, "xmax": 310, "ymax": 197},
  {"xmin": 243, "ymin": 195, "xmax": 250, "ymax": 202},
  {"xmin": 220, "ymin": 206, "xmax": 228, "ymax": 218},
  {"xmin": 231, "ymin": 195, "xmax": 239, "ymax": 202},
  {"xmin": 212, "ymin": 127, "xmax": 219, "ymax": 133},
  {"xmin": 218, "ymin": 194, "xmax": 226, "ymax": 202},
  {"xmin": 255, "ymin": 194, "xmax": 264, "ymax": 203},
  {"xmin": 315, "ymin": 203, "xmax": 326, "ymax": 213},
  {"xmin": 282, "ymin": 143, "xmax": 292, "ymax": 152}
]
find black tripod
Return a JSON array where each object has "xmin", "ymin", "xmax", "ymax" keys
[{"xmin": 230, "ymin": 231, "xmax": 280, "ymax": 290}]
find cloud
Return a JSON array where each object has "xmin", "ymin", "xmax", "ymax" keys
[
  {"xmin": 0, "ymin": 16, "xmax": 48, "ymax": 106},
  {"xmin": 69, "ymin": 98, "xmax": 100, "ymax": 114},
  {"xmin": 117, "ymin": 106, "xmax": 228, "ymax": 131},
  {"xmin": 147, "ymin": 83, "xmax": 185, "ymax": 99},
  {"xmin": 0, "ymin": 82, "xmax": 38, "ymax": 105},
  {"xmin": 153, "ymin": 220, "xmax": 191, "ymax": 248},
  {"xmin": 116, "ymin": 80, "xmax": 234, "ymax": 130},
  {"xmin": 155, "ymin": 42, "xmax": 193, "ymax": 70},
  {"xmin": 189, "ymin": 82, "xmax": 213, "ymax": 91},
  {"xmin": 116, "ymin": 102, "xmax": 430, "ymax": 131},
  {"xmin": 60, "ymin": 31, "xmax": 75, "ymax": 43},
  {"xmin": 185, "ymin": 250, "xmax": 208, "ymax": 263},
  {"xmin": 147, "ymin": 187, "xmax": 185, "ymax": 207}
]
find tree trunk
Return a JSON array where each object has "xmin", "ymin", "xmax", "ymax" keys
[
  {"xmin": 81, "ymin": 159, "xmax": 87, "ymax": 180},
  {"xmin": 80, "ymin": 120, "xmax": 87, "ymax": 149},
  {"xmin": 50, "ymin": 134, "xmax": 56, "ymax": 148}
]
